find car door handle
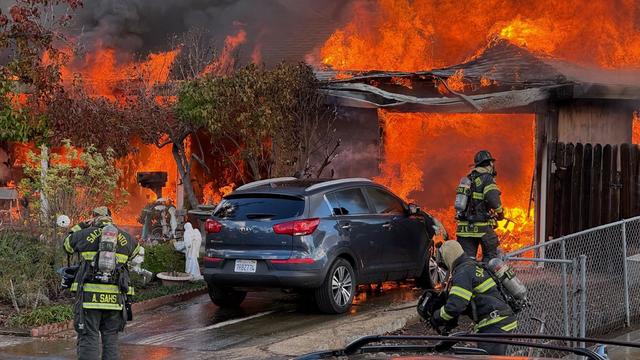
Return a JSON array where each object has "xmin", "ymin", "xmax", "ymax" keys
[
  {"xmin": 341, "ymin": 224, "xmax": 352, "ymax": 230},
  {"xmin": 382, "ymin": 222, "xmax": 393, "ymax": 230}
]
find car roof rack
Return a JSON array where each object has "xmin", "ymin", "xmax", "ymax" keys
[
  {"xmin": 305, "ymin": 178, "xmax": 372, "ymax": 192},
  {"xmin": 235, "ymin": 177, "xmax": 298, "ymax": 191}
]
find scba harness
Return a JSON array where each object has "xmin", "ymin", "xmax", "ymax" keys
[{"xmin": 70, "ymin": 224, "xmax": 136, "ymax": 333}]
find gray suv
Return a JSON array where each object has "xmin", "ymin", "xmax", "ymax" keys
[{"xmin": 203, "ymin": 177, "xmax": 443, "ymax": 314}]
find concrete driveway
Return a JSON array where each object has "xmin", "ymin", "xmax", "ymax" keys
[{"xmin": 0, "ymin": 283, "xmax": 421, "ymax": 359}]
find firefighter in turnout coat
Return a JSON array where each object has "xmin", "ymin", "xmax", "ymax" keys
[
  {"xmin": 63, "ymin": 215, "xmax": 140, "ymax": 360},
  {"xmin": 456, "ymin": 150, "xmax": 504, "ymax": 261},
  {"xmin": 431, "ymin": 241, "xmax": 518, "ymax": 355}
]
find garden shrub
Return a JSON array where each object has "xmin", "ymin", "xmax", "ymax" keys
[
  {"xmin": 8, "ymin": 304, "xmax": 73, "ymax": 328},
  {"xmin": 0, "ymin": 231, "xmax": 63, "ymax": 311},
  {"xmin": 143, "ymin": 242, "xmax": 185, "ymax": 275}
]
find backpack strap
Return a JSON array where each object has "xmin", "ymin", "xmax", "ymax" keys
[{"xmin": 478, "ymin": 263, "xmax": 518, "ymax": 313}]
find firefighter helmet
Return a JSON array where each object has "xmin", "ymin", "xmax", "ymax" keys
[
  {"xmin": 92, "ymin": 206, "xmax": 111, "ymax": 217},
  {"xmin": 474, "ymin": 150, "xmax": 496, "ymax": 166}
]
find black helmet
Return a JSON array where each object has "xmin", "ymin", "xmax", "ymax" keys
[
  {"xmin": 474, "ymin": 150, "xmax": 496, "ymax": 166},
  {"xmin": 57, "ymin": 266, "xmax": 79, "ymax": 289}
]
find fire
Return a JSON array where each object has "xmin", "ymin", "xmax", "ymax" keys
[
  {"xmin": 202, "ymin": 182, "xmax": 236, "ymax": 205},
  {"xmin": 201, "ymin": 28, "xmax": 247, "ymax": 76},
  {"xmin": 446, "ymin": 70, "xmax": 466, "ymax": 92},
  {"xmin": 318, "ymin": 0, "xmax": 640, "ymax": 251},
  {"xmin": 375, "ymin": 111, "xmax": 536, "ymax": 249},
  {"xmin": 496, "ymin": 17, "xmax": 560, "ymax": 55},
  {"xmin": 61, "ymin": 45, "xmax": 179, "ymax": 98},
  {"xmin": 320, "ymin": 0, "xmax": 640, "ymax": 71},
  {"xmin": 112, "ymin": 139, "xmax": 178, "ymax": 225},
  {"xmin": 47, "ymin": 43, "xmax": 182, "ymax": 225}
]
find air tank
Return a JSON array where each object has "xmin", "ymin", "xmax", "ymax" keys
[
  {"xmin": 487, "ymin": 257, "xmax": 527, "ymax": 301},
  {"xmin": 454, "ymin": 176, "xmax": 472, "ymax": 216}
]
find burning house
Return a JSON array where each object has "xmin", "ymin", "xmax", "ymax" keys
[
  {"xmin": 1, "ymin": 0, "xmax": 639, "ymax": 250},
  {"xmin": 320, "ymin": 39, "xmax": 640, "ymax": 248}
]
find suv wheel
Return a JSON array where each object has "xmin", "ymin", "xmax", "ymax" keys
[
  {"xmin": 417, "ymin": 246, "xmax": 447, "ymax": 289},
  {"xmin": 207, "ymin": 282, "xmax": 247, "ymax": 307},
  {"xmin": 314, "ymin": 258, "xmax": 355, "ymax": 314}
]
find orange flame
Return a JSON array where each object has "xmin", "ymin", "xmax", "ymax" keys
[
  {"xmin": 320, "ymin": 0, "xmax": 640, "ymax": 71},
  {"xmin": 446, "ymin": 69, "xmax": 466, "ymax": 92},
  {"xmin": 58, "ymin": 44, "xmax": 179, "ymax": 98},
  {"xmin": 203, "ymin": 182, "xmax": 236, "ymax": 205},
  {"xmin": 112, "ymin": 139, "xmax": 178, "ymax": 225},
  {"xmin": 49, "ymin": 43, "xmax": 181, "ymax": 224},
  {"xmin": 316, "ymin": 0, "xmax": 640, "ymax": 250},
  {"xmin": 201, "ymin": 29, "xmax": 247, "ymax": 75},
  {"xmin": 375, "ymin": 111, "xmax": 536, "ymax": 249}
]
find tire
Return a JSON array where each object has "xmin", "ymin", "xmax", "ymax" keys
[
  {"xmin": 416, "ymin": 246, "xmax": 447, "ymax": 290},
  {"xmin": 313, "ymin": 258, "xmax": 356, "ymax": 314},
  {"xmin": 207, "ymin": 282, "xmax": 247, "ymax": 307}
]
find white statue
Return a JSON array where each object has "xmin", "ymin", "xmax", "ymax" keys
[{"xmin": 182, "ymin": 222, "xmax": 203, "ymax": 280}]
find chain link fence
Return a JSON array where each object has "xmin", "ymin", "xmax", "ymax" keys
[
  {"xmin": 502, "ymin": 255, "xmax": 583, "ymax": 357},
  {"xmin": 502, "ymin": 216, "xmax": 640, "ymax": 356}
]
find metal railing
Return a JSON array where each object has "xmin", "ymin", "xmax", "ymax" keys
[{"xmin": 502, "ymin": 216, "xmax": 640, "ymax": 356}]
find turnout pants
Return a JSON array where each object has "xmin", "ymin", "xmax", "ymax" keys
[
  {"xmin": 458, "ymin": 229, "xmax": 499, "ymax": 262},
  {"xmin": 75, "ymin": 309, "xmax": 124, "ymax": 360},
  {"xmin": 476, "ymin": 316, "xmax": 517, "ymax": 355}
]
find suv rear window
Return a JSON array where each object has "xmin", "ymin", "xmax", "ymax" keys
[{"xmin": 213, "ymin": 195, "xmax": 305, "ymax": 220}]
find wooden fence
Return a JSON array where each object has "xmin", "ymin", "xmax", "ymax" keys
[{"xmin": 547, "ymin": 142, "xmax": 640, "ymax": 239}]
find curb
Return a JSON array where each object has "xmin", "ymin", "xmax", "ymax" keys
[
  {"xmin": 28, "ymin": 286, "xmax": 207, "ymax": 338},
  {"xmin": 131, "ymin": 287, "xmax": 207, "ymax": 313}
]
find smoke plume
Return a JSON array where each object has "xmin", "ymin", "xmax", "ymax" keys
[{"xmin": 51, "ymin": 0, "xmax": 353, "ymax": 65}]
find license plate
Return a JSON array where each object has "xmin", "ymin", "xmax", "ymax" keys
[{"xmin": 234, "ymin": 260, "xmax": 257, "ymax": 273}]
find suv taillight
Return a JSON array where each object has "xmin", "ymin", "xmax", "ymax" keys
[
  {"xmin": 205, "ymin": 219, "xmax": 222, "ymax": 233},
  {"xmin": 273, "ymin": 218, "xmax": 320, "ymax": 236}
]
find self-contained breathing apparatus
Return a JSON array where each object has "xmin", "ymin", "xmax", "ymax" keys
[
  {"xmin": 486, "ymin": 257, "xmax": 530, "ymax": 313},
  {"xmin": 455, "ymin": 173, "xmax": 495, "ymax": 224},
  {"xmin": 88, "ymin": 224, "xmax": 133, "ymax": 321},
  {"xmin": 94, "ymin": 224, "xmax": 119, "ymax": 283},
  {"xmin": 454, "ymin": 176, "xmax": 472, "ymax": 220},
  {"xmin": 57, "ymin": 226, "xmax": 121, "ymax": 288}
]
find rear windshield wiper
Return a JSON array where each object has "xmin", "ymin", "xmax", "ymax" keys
[{"xmin": 245, "ymin": 213, "xmax": 277, "ymax": 220}]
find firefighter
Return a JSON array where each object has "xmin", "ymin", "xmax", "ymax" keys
[
  {"xmin": 431, "ymin": 240, "xmax": 517, "ymax": 355},
  {"xmin": 455, "ymin": 150, "xmax": 504, "ymax": 262},
  {"xmin": 63, "ymin": 215, "xmax": 140, "ymax": 360}
]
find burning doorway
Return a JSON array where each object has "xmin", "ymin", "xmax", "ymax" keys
[{"xmin": 376, "ymin": 111, "xmax": 535, "ymax": 251}]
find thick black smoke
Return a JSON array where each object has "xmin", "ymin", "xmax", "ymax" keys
[{"xmin": 57, "ymin": 0, "xmax": 352, "ymax": 65}]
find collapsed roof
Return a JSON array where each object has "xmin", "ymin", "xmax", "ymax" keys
[{"xmin": 318, "ymin": 40, "xmax": 640, "ymax": 113}]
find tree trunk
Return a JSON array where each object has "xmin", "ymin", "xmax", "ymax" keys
[
  {"xmin": 39, "ymin": 144, "xmax": 49, "ymax": 221},
  {"xmin": 247, "ymin": 159, "xmax": 261, "ymax": 181},
  {"xmin": 171, "ymin": 140, "xmax": 199, "ymax": 210}
]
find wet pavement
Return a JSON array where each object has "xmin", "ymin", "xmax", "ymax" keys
[
  {"xmin": 0, "ymin": 283, "xmax": 421, "ymax": 360},
  {"xmin": 607, "ymin": 328, "xmax": 640, "ymax": 360}
]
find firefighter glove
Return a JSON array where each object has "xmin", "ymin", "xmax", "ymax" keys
[{"xmin": 429, "ymin": 313, "xmax": 444, "ymax": 334}]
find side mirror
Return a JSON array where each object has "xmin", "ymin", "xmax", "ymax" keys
[{"xmin": 408, "ymin": 203, "xmax": 420, "ymax": 215}]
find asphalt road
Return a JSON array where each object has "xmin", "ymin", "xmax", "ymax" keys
[{"xmin": 0, "ymin": 283, "xmax": 421, "ymax": 360}]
